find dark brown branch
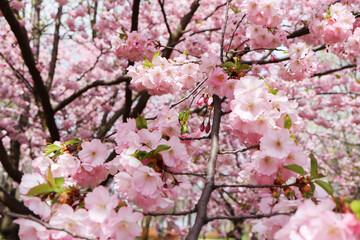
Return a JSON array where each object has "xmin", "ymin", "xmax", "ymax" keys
[
  {"xmin": 179, "ymin": 135, "xmax": 210, "ymax": 141},
  {"xmin": 0, "ymin": 187, "xmax": 35, "ymax": 216},
  {"xmin": 142, "ymin": 207, "xmax": 197, "ymax": 216},
  {"xmin": 46, "ymin": 5, "xmax": 62, "ymax": 90},
  {"xmin": 312, "ymin": 64, "xmax": 357, "ymax": 77},
  {"xmin": 0, "ymin": 0, "xmax": 60, "ymax": 141},
  {"xmin": 32, "ymin": 0, "xmax": 41, "ymax": 61},
  {"xmin": 90, "ymin": 0, "xmax": 98, "ymax": 39},
  {"xmin": 129, "ymin": 90, "xmax": 151, "ymax": 118},
  {"xmin": 186, "ymin": 95, "xmax": 222, "ymax": 240},
  {"xmin": 162, "ymin": 0, "xmax": 200, "ymax": 59},
  {"xmin": 97, "ymin": 107, "xmax": 124, "ymax": 138},
  {"xmin": 131, "ymin": 0, "xmax": 141, "ymax": 32},
  {"xmin": 207, "ymin": 211, "xmax": 295, "ymax": 222},
  {"xmin": 287, "ymin": 26, "xmax": 310, "ymax": 39},
  {"xmin": 0, "ymin": 208, "xmax": 94, "ymax": 240},
  {"xmin": 122, "ymin": 80, "xmax": 132, "ymax": 122},
  {"xmin": 0, "ymin": 139, "xmax": 23, "ymax": 183},
  {"xmin": 158, "ymin": 0, "xmax": 172, "ymax": 36},
  {"xmin": 53, "ymin": 75, "xmax": 129, "ymax": 112},
  {"xmin": 203, "ymin": 2, "xmax": 227, "ymax": 21}
]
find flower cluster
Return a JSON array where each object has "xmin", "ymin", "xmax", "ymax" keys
[
  {"xmin": 127, "ymin": 54, "xmax": 203, "ymax": 95},
  {"xmin": 113, "ymin": 117, "xmax": 191, "ymax": 211},
  {"xmin": 229, "ymin": 76, "xmax": 305, "ymax": 180},
  {"xmin": 310, "ymin": 3, "xmax": 355, "ymax": 45},
  {"xmin": 282, "ymin": 42, "xmax": 318, "ymax": 81},
  {"xmin": 275, "ymin": 199, "xmax": 360, "ymax": 239},
  {"xmin": 242, "ymin": 0, "xmax": 282, "ymax": 28},
  {"xmin": 113, "ymin": 31, "xmax": 157, "ymax": 62}
]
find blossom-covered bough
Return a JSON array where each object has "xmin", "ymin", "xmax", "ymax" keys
[{"xmin": 1, "ymin": 0, "xmax": 360, "ymax": 239}]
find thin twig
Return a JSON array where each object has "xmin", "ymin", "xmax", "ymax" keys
[
  {"xmin": 142, "ymin": 207, "xmax": 197, "ymax": 216},
  {"xmin": 170, "ymin": 77, "xmax": 208, "ymax": 109},
  {"xmin": 0, "ymin": 208, "xmax": 95, "ymax": 240},
  {"xmin": 220, "ymin": 0, "xmax": 231, "ymax": 63},
  {"xmin": 207, "ymin": 210, "xmax": 296, "ymax": 222},
  {"xmin": 158, "ymin": 0, "xmax": 172, "ymax": 36},
  {"xmin": 219, "ymin": 145, "xmax": 259, "ymax": 154},
  {"xmin": 165, "ymin": 169, "xmax": 206, "ymax": 178},
  {"xmin": 226, "ymin": 14, "xmax": 246, "ymax": 53}
]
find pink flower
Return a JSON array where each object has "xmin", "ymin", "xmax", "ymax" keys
[
  {"xmin": 79, "ymin": 139, "xmax": 108, "ymax": 166},
  {"xmin": 252, "ymin": 150, "xmax": 281, "ymax": 176},
  {"xmin": 85, "ymin": 186, "xmax": 118, "ymax": 223},
  {"xmin": 49, "ymin": 204, "xmax": 91, "ymax": 238},
  {"xmin": 260, "ymin": 129, "xmax": 295, "ymax": 159},
  {"xmin": 14, "ymin": 219, "xmax": 49, "ymax": 240},
  {"xmin": 109, "ymin": 206, "xmax": 142, "ymax": 240},
  {"xmin": 132, "ymin": 166, "xmax": 162, "ymax": 196}
]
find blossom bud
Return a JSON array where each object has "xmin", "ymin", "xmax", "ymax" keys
[{"xmin": 205, "ymin": 121, "xmax": 211, "ymax": 133}]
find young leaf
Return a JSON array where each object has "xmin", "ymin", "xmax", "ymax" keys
[
  {"xmin": 26, "ymin": 183, "xmax": 55, "ymax": 196},
  {"xmin": 143, "ymin": 58, "xmax": 153, "ymax": 68},
  {"xmin": 152, "ymin": 52, "xmax": 160, "ymax": 62},
  {"xmin": 350, "ymin": 200, "xmax": 360, "ymax": 218},
  {"xmin": 45, "ymin": 166, "xmax": 56, "ymax": 188},
  {"xmin": 179, "ymin": 112, "xmax": 183, "ymax": 121},
  {"xmin": 220, "ymin": 61, "xmax": 235, "ymax": 69},
  {"xmin": 183, "ymin": 109, "xmax": 190, "ymax": 122},
  {"xmin": 44, "ymin": 144, "xmax": 62, "ymax": 157},
  {"xmin": 283, "ymin": 164, "xmax": 305, "ymax": 175},
  {"xmin": 135, "ymin": 116, "xmax": 147, "ymax": 130},
  {"xmin": 310, "ymin": 153, "xmax": 318, "ymax": 178},
  {"xmin": 269, "ymin": 89, "xmax": 279, "ymax": 95},
  {"xmin": 236, "ymin": 63, "xmax": 251, "ymax": 71},
  {"xmin": 132, "ymin": 151, "xmax": 150, "ymax": 161},
  {"xmin": 65, "ymin": 138, "xmax": 81, "ymax": 145},
  {"xmin": 314, "ymin": 180, "xmax": 334, "ymax": 196},
  {"xmin": 153, "ymin": 145, "xmax": 171, "ymax": 154},
  {"xmin": 54, "ymin": 177, "xmax": 65, "ymax": 188},
  {"xmin": 183, "ymin": 50, "xmax": 188, "ymax": 55},
  {"xmin": 284, "ymin": 115, "xmax": 292, "ymax": 129}
]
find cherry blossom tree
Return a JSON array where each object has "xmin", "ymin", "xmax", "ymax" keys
[{"xmin": 1, "ymin": 0, "xmax": 360, "ymax": 239}]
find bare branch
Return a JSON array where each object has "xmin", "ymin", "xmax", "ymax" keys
[
  {"xmin": 312, "ymin": 64, "xmax": 357, "ymax": 77},
  {"xmin": 158, "ymin": 0, "xmax": 172, "ymax": 36},
  {"xmin": 0, "ymin": 187, "xmax": 35, "ymax": 216},
  {"xmin": 170, "ymin": 77, "xmax": 208, "ymax": 109},
  {"xmin": 207, "ymin": 211, "xmax": 296, "ymax": 222},
  {"xmin": 220, "ymin": 0, "xmax": 230, "ymax": 63},
  {"xmin": 219, "ymin": 145, "xmax": 259, "ymax": 154},
  {"xmin": 164, "ymin": 169, "xmax": 206, "ymax": 179},
  {"xmin": 202, "ymin": 2, "xmax": 227, "ymax": 21},
  {"xmin": 53, "ymin": 75, "xmax": 130, "ymax": 112},
  {"xmin": 142, "ymin": 207, "xmax": 197, "ymax": 216},
  {"xmin": 0, "ymin": 139, "xmax": 23, "ymax": 183},
  {"xmin": 0, "ymin": 0, "xmax": 60, "ymax": 141},
  {"xmin": 186, "ymin": 95, "xmax": 222, "ymax": 240},
  {"xmin": 213, "ymin": 183, "xmax": 295, "ymax": 189}
]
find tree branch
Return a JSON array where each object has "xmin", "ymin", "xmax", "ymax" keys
[
  {"xmin": 186, "ymin": 95, "xmax": 222, "ymax": 240},
  {"xmin": 0, "ymin": 187, "xmax": 35, "ymax": 216},
  {"xmin": 162, "ymin": 0, "xmax": 200, "ymax": 59},
  {"xmin": 158, "ymin": 0, "xmax": 172, "ymax": 36},
  {"xmin": 46, "ymin": 5, "xmax": 62, "ymax": 90},
  {"xmin": 142, "ymin": 207, "xmax": 197, "ymax": 216},
  {"xmin": 312, "ymin": 64, "xmax": 357, "ymax": 77},
  {"xmin": 0, "ymin": 0, "xmax": 60, "ymax": 141},
  {"xmin": 0, "ymin": 139, "xmax": 23, "ymax": 183},
  {"xmin": 53, "ymin": 75, "xmax": 129, "ymax": 112},
  {"xmin": 207, "ymin": 211, "xmax": 295, "ymax": 222}
]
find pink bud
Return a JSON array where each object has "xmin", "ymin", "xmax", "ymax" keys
[
  {"xmin": 197, "ymin": 96, "xmax": 204, "ymax": 106},
  {"xmin": 207, "ymin": 96, "xmax": 213, "ymax": 106},
  {"xmin": 205, "ymin": 121, "xmax": 211, "ymax": 133},
  {"xmin": 200, "ymin": 121, "xmax": 205, "ymax": 132}
]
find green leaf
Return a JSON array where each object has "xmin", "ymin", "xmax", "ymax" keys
[
  {"xmin": 269, "ymin": 89, "xmax": 279, "ymax": 95},
  {"xmin": 135, "ymin": 116, "xmax": 147, "ymax": 130},
  {"xmin": 152, "ymin": 145, "xmax": 171, "ymax": 154},
  {"xmin": 132, "ymin": 151, "xmax": 150, "ymax": 161},
  {"xmin": 178, "ymin": 112, "xmax": 183, "ymax": 121},
  {"xmin": 310, "ymin": 182, "xmax": 315, "ymax": 192},
  {"xmin": 283, "ymin": 164, "xmax": 305, "ymax": 175},
  {"xmin": 289, "ymin": 135, "xmax": 297, "ymax": 142},
  {"xmin": 143, "ymin": 58, "xmax": 153, "ymax": 68},
  {"xmin": 46, "ymin": 167, "xmax": 56, "ymax": 188},
  {"xmin": 119, "ymin": 33, "xmax": 125, "ymax": 40},
  {"xmin": 284, "ymin": 115, "xmax": 292, "ymax": 129},
  {"xmin": 181, "ymin": 124, "xmax": 187, "ymax": 134},
  {"xmin": 44, "ymin": 144, "xmax": 61, "ymax": 157},
  {"xmin": 183, "ymin": 50, "xmax": 188, "ymax": 55},
  {"xmin": 152, "ymin": 52, "xmax": 160, "ymax": 62},
  {"xmin": 54, "ymin": 177, "xmax": 65, "ymax": 188},
  {"xmin": 236, "ymin": 63, "xmax": 251, "ymax": 71},
  {"xmin": 314, "ymin": 180, "xmax": 333, "ymax": 196},
  {"xmin": 310, "ymin": 153, "xmax": 318, "ymax": 177},
  {"xmin": 220, "ymin": 61, "xmax": 235, "ymax": 69},
  {"xmin": 65, "ymin": 138, "xmax": 81, "ymax": 145},
  {"xmin": 183, "ymin": 109, "xmax": 190, "ymax": 122},
  {"xmin": 350, "ymin": 200, "xmax": 360, "ymax": 218},
  {"xmin": 26, "ymin": 183, "xmax": 56, "ymax": 196}
]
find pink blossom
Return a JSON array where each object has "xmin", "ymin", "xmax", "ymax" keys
[
  {"xmin": 79, "ymin": 139, "xmax": 108, "ymax": 166},
  {"xmin": 260, "ymin": 129, "xmax": 295, "ymax": 159},
  {"xmin": 132, "ymin": 166, "xmax": 162, "ymax": 196}
]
